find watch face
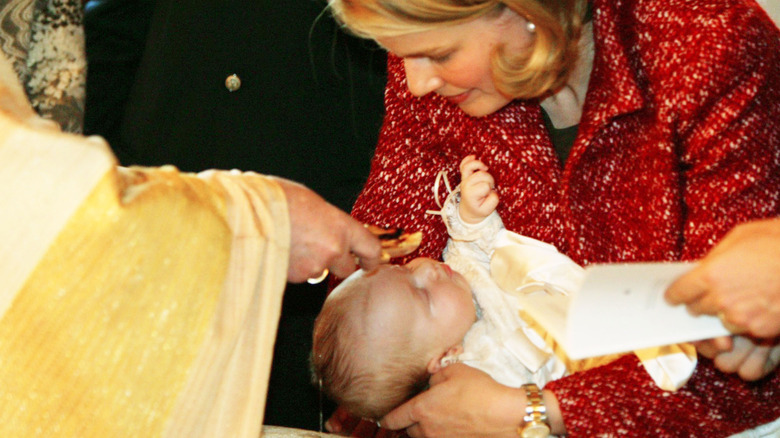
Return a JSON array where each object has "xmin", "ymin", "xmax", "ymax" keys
[{"xmin": 521, "ymin": 423, "xmax": 551, "ymax": 438}]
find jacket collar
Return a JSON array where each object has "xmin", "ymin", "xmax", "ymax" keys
[{"xmin": 572, "ymin": 0, "xmax": 646, "ymax": 160}]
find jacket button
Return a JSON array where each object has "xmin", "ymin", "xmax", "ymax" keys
[{"xmin": 225, "ymin": 74, "xmax": 241, "ymax": 92}]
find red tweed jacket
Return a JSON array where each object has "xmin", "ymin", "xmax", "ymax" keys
[{"xmin": 350, "ymin": 0, "xmax": 780, "ymax": 436}]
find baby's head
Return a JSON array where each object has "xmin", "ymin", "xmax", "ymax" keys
[{"xmin": 311, "ymin": 258, "xmax": 476, "ymax": 420}]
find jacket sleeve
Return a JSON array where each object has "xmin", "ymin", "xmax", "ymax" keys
[
  {"xmin": 672, "ymin": 3, "xmax": 780, "ymax": 259},
  {"xmin": 545, "ymin": 355, "xmax": 780, "ymax": 437},
  {"xmin": 350, "ymin": 55, "xmax": 455, "ymax": 263}
]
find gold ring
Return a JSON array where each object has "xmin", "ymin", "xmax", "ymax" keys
[{"xmin": 307, "ymin": 269, "xmax": 329, "ymax": 284}]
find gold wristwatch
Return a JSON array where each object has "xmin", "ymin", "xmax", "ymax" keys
[{"xmin": 518, "ymin": 383, "xmax": 551, "ymax": 438}]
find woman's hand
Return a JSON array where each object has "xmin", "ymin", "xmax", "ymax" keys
[
  {"xmin": 665, "ymin": 218, "xmax": 780, "ymax": 338},
  {"xmin": 694, "ymin": 335, "xmax": 780, "ymax": 381},
  {"xmin": 379, "ymin": 364, "xmax": 527, "ymax": 438}
]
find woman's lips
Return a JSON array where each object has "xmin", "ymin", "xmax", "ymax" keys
[{"xmin": 444, "ymin": 91, "xmax": 470, "ymax": 105}]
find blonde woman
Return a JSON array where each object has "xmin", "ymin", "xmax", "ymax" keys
[{"xmin": 326, "ymin": 0, "xmax": 780, "ymax": 436}]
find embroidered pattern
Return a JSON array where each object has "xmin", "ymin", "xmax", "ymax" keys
[{"xmin": 0, "ymin": 0, "xmax": 86, "ymax": 133}]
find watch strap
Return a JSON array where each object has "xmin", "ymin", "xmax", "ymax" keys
[{"xmin": 518, "ymin": 383, "xmax": 551, "ymax": 438}]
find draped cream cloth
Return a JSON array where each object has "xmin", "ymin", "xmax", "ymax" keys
[
  {"xmin": 432, "ymin": 182, "xmax": 696, "ymax": 392},
  {"xmin": 0, "ymin": 53, "xmax": 290, "ymax": 437}
]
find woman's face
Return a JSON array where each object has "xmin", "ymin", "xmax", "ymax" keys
[
  {"xmin": 360, "ymin": 258, "xmax": 476, "ymax": 354},
  {"xmin": 376, "ymin": 8, "xmax": 534, "ymax": 117}
]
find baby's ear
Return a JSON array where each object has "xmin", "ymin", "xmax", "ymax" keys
[{"xmin": 427, "ymin": 344, "xmax": 464, "ymax": 374}]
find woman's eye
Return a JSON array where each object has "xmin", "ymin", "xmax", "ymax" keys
[{"xmin": 430, "ymin": 53, "xmax": 452, "ymax": 63}]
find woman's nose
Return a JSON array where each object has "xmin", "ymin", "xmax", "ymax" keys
[{"xmin": 403, "ymin": 58, "xmax": 443, "ymax": 97}]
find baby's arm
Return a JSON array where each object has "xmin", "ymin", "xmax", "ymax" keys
[{"xmin": 459, "ymin": 155, "xmax": 499, "ymax": 224}]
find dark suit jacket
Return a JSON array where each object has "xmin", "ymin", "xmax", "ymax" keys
[{"xmin": 87, "ymin": 0, "xmax": 386, "ymax": 212}]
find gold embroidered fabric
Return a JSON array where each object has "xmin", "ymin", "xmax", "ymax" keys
[{"xmin": 0, "ymin": 52, "xmax": 290, "ymax": 437}]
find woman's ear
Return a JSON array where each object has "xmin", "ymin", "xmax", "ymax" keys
[{"xmin": 427, "ymin": 344, "xmax": 464, "ymax": 374}]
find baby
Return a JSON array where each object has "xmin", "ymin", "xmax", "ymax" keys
[
  {"xmin": 311, "ymin": 156, "xmax": 695, "ymax": 421},
  {"xmin": 311, "ymin": 156, "xmax": 588, "ymax": 420}
]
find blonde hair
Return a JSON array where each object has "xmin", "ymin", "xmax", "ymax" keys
[
  {"xmin": 311, "ymin": 272, "xmax": 430, "ymax": 420},
  {"xmin": 328, "ymin": 0, "xmax": 588, "ymax": 99}
]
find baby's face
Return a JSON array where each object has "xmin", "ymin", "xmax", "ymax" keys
[{"xmin": 360, "ymin": 258, "xmax": 477, "ymax": 354}]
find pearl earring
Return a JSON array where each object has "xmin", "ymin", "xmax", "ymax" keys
[{"xmin": 526, "ymin": 21, "xmax": 536, "ymax": 33}]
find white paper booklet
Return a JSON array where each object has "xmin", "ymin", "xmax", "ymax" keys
[{"xmin": 515, "ymin": 262, "xmax": 731, "ymax": 359}]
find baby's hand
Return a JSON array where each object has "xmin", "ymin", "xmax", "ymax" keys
[{"xmin": 459, "ymin": 155, "xmax": 499, "ymax": 224}]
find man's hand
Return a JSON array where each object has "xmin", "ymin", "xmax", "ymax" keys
[
  {"xmin": 694, "ymin": 335, "xmax": 780, "ymax": 381},
  {"xmin": 665, "ymin": 218, "xmax": 780, "ymax": 338},
  {"xmin": 274, "ymin": 177, "xmax": 381, "ymax": 283}
]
